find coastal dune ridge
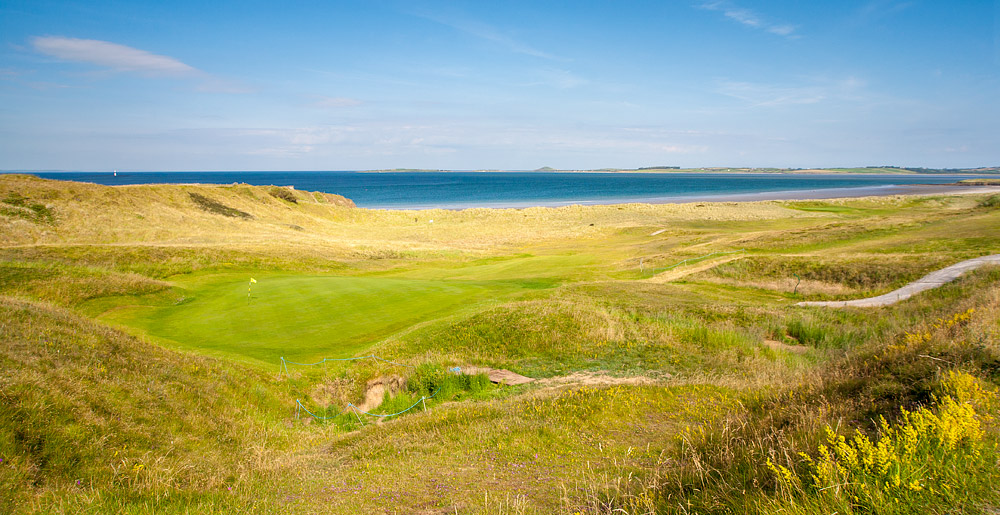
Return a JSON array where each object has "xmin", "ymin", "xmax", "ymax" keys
[{"xmin": 17, "ymin": 170, "xmax": 1000, "ymax": 210}]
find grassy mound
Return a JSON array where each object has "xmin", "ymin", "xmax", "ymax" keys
[{"xmin": 0, "ymin": 296, "xmax": 295, "ymax": 512}]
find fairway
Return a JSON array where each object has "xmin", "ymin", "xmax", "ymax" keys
[{"xmin": 104, "ymin": 273, "xmax": 530, "ymax": 365}]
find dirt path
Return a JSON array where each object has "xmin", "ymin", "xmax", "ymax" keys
[
  {"xmin": 535, "ymin": 371, "xmax": 667, "ymax": 387},
  {"xmin": 797, "ymin": 254, "xmax": 1000, "ymax": 307},
  {"xmin": 461, "ymin": 367, "xmax": 667, "ymax": 389},
  {"xmin": 644, "ymin": 254, "xmax": 746, "ymax": 283}
]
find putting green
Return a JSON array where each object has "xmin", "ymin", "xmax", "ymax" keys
[{"xmin": 105, "ymin": 274, "xmax": 530, "ymax": 365}]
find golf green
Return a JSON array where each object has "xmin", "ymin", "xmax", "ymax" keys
[{"xmin": 107, "ymin": 274, "xmax": 527, "ymax": 365}]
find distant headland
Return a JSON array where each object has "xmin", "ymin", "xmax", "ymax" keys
[{"xmin": 358, "ymin": 166, "xmax": 1000, "ymax": 175}]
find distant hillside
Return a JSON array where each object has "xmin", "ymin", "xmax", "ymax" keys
[{"xmin": 521, "ymin": 166, "xmax": 1000, "ymax": 174}]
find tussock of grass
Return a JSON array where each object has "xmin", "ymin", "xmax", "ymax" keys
[
  {"xmin": 1, "ymin": 192, "xmax": 55, "ymax": 224},
  {"xmin": 188, "ymin": 192, "xmax": 253, "ymax": 219}
]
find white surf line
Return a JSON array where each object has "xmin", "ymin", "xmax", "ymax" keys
[{"xmin": 797, "ymin": 254, "xmax": 1000, "ymax": 308}]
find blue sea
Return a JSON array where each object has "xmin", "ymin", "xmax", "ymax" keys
[{"xmin": 21, "ymin": 171, "xmax": 993, "ymax": 209}]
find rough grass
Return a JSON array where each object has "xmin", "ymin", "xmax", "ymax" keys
[
  {"xmin": 0, "ymin": 260, "xmax": 169, "ymax": 306},
  {"xmin": 692, "ymin": 254, "xmax": 955, "ymax": 299},
  {"xmin": 3, "ymin": 176, "xmax": 1000, "ymax": 513},
  {"xmin": 0, "ymin": 296, "xmax": 306, "ymax": 513}
]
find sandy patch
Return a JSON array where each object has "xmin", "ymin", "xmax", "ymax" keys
[
  {"xmin": 763, "ymin": 339, "xmax": 809, "ymax": 355},
  {"xmin": 461, "ymin": 367, "xmax": 535, "ymax": 385},
  {"xmin": 357, "ymin": 375, "xmax": 406, "ymax": 412}
]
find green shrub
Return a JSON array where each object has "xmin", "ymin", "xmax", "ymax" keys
[
  {"xmin": 408, "ymin": 363, "xmax": 446, "ymax": 396},
  {"xmin": 268, "ymin": 186, "xmax": 298, "ymax": 203},
  {"xmin": 978, "ymin": 194, "xmax": 1000, "ymax": 209},
  {"xmin": 406, "ymin": 364, "xmax": 491, "ymax": 400}
]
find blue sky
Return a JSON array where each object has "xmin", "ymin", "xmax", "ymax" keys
[{"xmin": 1, "ymin": 0, "xmax": 997, "ymax": 171}]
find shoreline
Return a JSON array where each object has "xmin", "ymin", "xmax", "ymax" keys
[
  {"xmin": 367, "ymin": 184, "xmax": 1000, "ymax": 210},
  {"xmin": 9, "ymin": 172, "xmax": 999, "ymax": 211}
]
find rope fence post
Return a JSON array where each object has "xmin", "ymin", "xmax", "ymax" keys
[{"xmin": 349, "ymin": 404, "xmax": 365, "ymax": 426}]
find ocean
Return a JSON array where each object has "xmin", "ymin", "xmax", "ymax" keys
[{"xmin": 22, "ymin": 171, "xmax": 992, "ymax": 209}]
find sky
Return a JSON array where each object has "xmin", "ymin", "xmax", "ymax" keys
[{"xmin": 0, "ymin": 0, "xmax": 998, "ymax": 171}]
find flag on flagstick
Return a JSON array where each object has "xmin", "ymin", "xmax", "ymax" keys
[{"xmin": 248, "ymin": 278, "xmax": 257, "ymax": 304}]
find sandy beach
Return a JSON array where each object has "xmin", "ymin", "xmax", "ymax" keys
[{"xmin": 397, "ymin": 183, "xmax": 1000, "ymax": 210}]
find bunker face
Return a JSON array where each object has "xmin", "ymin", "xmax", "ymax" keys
[{"xmin": 109, "ymin": 274, "xmax": 525, "ymax": 364}]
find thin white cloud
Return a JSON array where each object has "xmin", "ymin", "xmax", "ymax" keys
[
  {"xmin": 31, "ymin": 36, "xmax": 197, "ymax": 76},
  {"xmin": 214, "ymin": 121, "xmax": 711, "ymax": 163},
  {"xmin": 698, "ymin": 1, "xmax": 798, "ymax": 37},
  {"xmin": 533, "ymin": 69, "xmax": 588, "ymax": 89},
  {"xmin": 314, "ymin": 96, "xmax": 363, "ymax": 108},
  {"xmin": 854, "ymin": 1, "xmax": 914, "ymax": 24},
  {"xmin": 414, "ymin": 12, "xmax": 564, "ymax": 61},
  {"xmin": 715, "ymin": 76, "xmax": 867, "ymax": 108},
  {"xmin": 718, "ymin": 81, "xmax": 825, "ymax": 107}
]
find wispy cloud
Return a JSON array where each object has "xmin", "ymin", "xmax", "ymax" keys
[
  {"xmin": 29, "ymin": 36, "xmax": 251, "ymax": 93},
  {"xmin": 698, "ymin": 1, "xmax": 798, "ymax": 37},
  {"xmin": 31, "ymin": 36, "xmax": 197, "ymax": 76},
  {"xmin": 854, "ymin": 1, "xmax": 914, "ymax": 24},
  {"xmin": 716, "ymin": 76, "xmax": 867, "ymax": 107},
  {"xmin": 217, "ymin": 121, "xmax": 711, "ymax": 165},
  {"xmin": 414, "ymin": 12, "xmax": 564, "ymax": 61},
  {"xmin": 531, "ymin": 69, "xmax": 588, "ymax": 89},
  {"xmin": 313, "ymin": 96, "xmax": 363, "ymax": 108}
]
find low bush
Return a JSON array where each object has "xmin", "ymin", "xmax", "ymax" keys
[
  {"xmin": 978, "ymin": 194, "xmax": 1000, "ymax": 209},
  {"xmin": 187, "ymin": 192, "xmax": 252, "ymax": 219},
  {"xmin": 268, "ymin": 186, "xmax": 298, "ymax": 203}
]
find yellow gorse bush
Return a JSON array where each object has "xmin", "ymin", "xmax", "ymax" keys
[
  {"xmin": 770, "ymin": 370, "xmax": 997, "ymax": 509},
  {"xmin": 886, "ymin": 308, "xmax": 976, "ymax": 356},
  {"xmin": 932, "ymin": 308, "xmax": 975, "ymax": 330}
]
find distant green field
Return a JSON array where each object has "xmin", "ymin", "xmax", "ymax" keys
[{"xmin": 102, "ymin": 273, "xmax": 535, "ymax": 365}]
